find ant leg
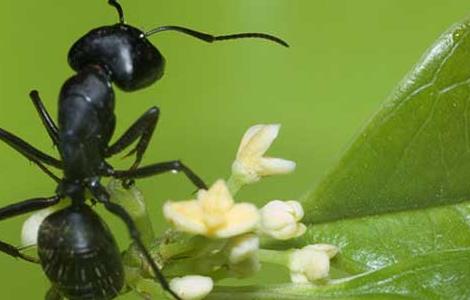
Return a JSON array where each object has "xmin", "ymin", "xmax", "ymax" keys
[
  {"xmin": 0, "ymin": 240, "xmax": 38, "ymax": 263},
  {"xmin": 29, "ymin": 90, "xmax": 60, "ymax": 146},
  {"xmin": 0, "ymin": 128, "xmax": 62, "ymax": 181},
  {"xmin": 29, "ymin": 158, "xmax": 61, "ymax": 183},
  {"xmin": 110, "ymin": 160, "xmax": 207, "ymax": 190},
  {"xmin": 0, "ymin": 128, "xmax": 62, "ymax": 169},
  {"xmin": 0, "ymin": 195, "xmax": 61, "ymax": 221},
  {"xmin": 88, "ymin": 183, "xmax": 181, "ymax": 300},
  {"xmin": 105, "ymin": 106, "xmax": 159, "ymax": 170},
  {"xmin": 46, "ymin": 286, "xmax": 63, "ymax": 300},
  {"xmin": 0, "ymin": 195, "xmax": 60, "ymax": 262}
]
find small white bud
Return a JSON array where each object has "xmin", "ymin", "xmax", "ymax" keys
[
  {"xmin": 288, "ymin": 244, "xmax": 338, "ymax": 283},
  {"xmin": 227, "ymin": 233, "xmax": 259, "ymax": 264},
  {"xmin": 308, "ymin": 243, "xmax": 339, "ymax": 258},
  {"xmin": 170, "ymin": 275, "xmax": 213, "ymax": 300},
  {"xmin": 259, "ymin": 200, "xmax": 307, "ymax": 240},
  {"xmin": 21, "ymin": 208, "xmax": 55, "ymax": 246}
]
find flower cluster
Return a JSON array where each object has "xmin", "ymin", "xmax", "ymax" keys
[{"xmin": 161, "ymin": 124, "xmax": 338, "ymax": 300}]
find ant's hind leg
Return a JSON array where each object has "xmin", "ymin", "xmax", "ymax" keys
[
  {"xmin": 0, "ymin": 195, "xmax": 61, "ymax": 221},
  {"xmin": 0, "ymin": 240, "xmax": 38, "ymax": 263},
  {"xmin": 0, "ymin": 195, "xmax": 61, "ymax": 263},
  {"xmin": 88, "ymin": 183, "xmax": 182, "ymax": 300},
  {"xmin": 110, "ymin": 160, "xmax": 207, "ymax": 190},
  {"xmin": 29, "ymin": 90, "xmax": 60, "ymax": 146},
  {"xmin": 46, "ymin": 286, "xmax": 63, "ymax": 300},
  {"xmin": 105, "ymin": 106, "xmax": 159, "ymax": 170}
]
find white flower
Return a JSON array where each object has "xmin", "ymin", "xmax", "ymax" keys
[
  {"xmin": 169, "ymin": 275, "xmax": 213, "ymax": 300},
  {"xmin": 289, "ymin": 244, "xmax": 338, "ymax": 283},
  {"xmin": 227, "ymin": 233, "xmax": 259, "ymax": 264},
  {"xmin": 225, "ymin": 234, "xmax": 261, "ymax": 276},
  {"xmin": 232, "ymin": 124, "xmax": 296, "ymax": 184},
  {"xmin": 164, "ymin": 180, "xmax": 259, "ymax": 238},
  {"xmin": 21, "ymin": 208, "xmax": 55, "ymax": 246},
  {"xmin": 259, "ymin": 200, "xmax": 307, "ymax": 240}
]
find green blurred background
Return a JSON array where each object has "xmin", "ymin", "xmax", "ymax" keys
[{"xmin": 0, "ymin": 0, "xmax": 469, "ymax": 298}]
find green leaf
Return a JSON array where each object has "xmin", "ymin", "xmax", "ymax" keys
[
  {"xmin": 209, "ymin": 248, "xmax": 470, "ymax": 300},
  {"xmin": 257, "ymin": 19, "xmax": 470, "ymax": 299},
  {"xmin": 302, "ymin": 20, "xmax": 470, "ymax": 224},
  {"xmin": 292, "ymin": 202, "xmax": 470, "ymax": 275}
]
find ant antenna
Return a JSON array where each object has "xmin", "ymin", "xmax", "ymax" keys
[
  {"xmin": 108, "ymin": 0, "xmax": 125, "ymax": 23},
  {"xmin": 145, "ymin": 25, "xmax": 289, "ymax": 48}
]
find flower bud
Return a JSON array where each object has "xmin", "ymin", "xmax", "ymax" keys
[
  {"xmin": 169, "ymin": 275, "xmax": 213, "ymax": 300},
  {"xmin": 21, "ymin": 208, "xmax": 54, "ymax": 246},
  {"xmin": 259, "ymin": 200, "xmax": 306, "ymax": 240},
  {"xmin": 288, "ymin": 244, "xmax": 338, "ymax": 283}
]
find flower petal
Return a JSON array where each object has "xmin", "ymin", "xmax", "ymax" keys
[
  {"xmin": 258, "ymin": 157, "xmax": 296, "ymax": 176},
  {"xmin": 260, "ymin": 200, "xmax": 297, "ymax": 230},
  {"xmin": 215, "ymin": 203, "xmax": 260, "ymax": 238},
  {"xmin": 286, "ymin": 200, "xmax": 304, "ymax": 220},
  {"xmin": 270, "ymin": 223, "xmax": 307, "ymax": 240},
  {"xmin": 199, "ymin": 180, "xmax": 233, "ymax": 213},
  {"xmin": 236, "ymin": 124, "xmax": 266, "ymax": 157},
  {"xmin": 237, "ymin": 124, "xmax": 280, "ymax": 160},
  {"xmin": 163, "ymin": 201, "xmax": 207, "ymax": 235},
  {"xmin": 199, "ymin": 180, "xmax": 235, "ymax": 230},
  {"xmin": 304, "ymin": 251, "xmax": 330, "ymax": 281},
  {"xmin": 307, "ymin": 244, "xmax": 339, "ymax": 258}
]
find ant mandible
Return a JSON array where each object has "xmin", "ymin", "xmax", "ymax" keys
[{"xmin": 0, "ymin": 0, "xmax": 288, "ymax": 299}]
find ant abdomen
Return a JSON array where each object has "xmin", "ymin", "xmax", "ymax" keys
[{"xmin": 38, "ymin": 205, "xmax": 124, "ymax": 300}]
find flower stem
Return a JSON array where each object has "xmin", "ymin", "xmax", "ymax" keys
[
  {"xmin": 107, "ymin": 180, "xmax": 156, "ymax": 247},
  {"xmin": 258, "ymin": 249, "xmax": 291, "ymax": 267},
  {"xmin": 227, "ymin": 174, "xmax": 244, "ymax": 195}
]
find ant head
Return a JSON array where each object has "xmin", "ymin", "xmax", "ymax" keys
[
  {"xmin": 68, "ymin": 1, "xmax": 165, "ymax": 91},
  {"xmin": 68, "ymin": 0, "xmax": 289, "ymax": 91}
]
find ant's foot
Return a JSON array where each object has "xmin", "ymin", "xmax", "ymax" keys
[{"xmin": 121, "ymin": 178, "xmax": 135, "ymax": 189}]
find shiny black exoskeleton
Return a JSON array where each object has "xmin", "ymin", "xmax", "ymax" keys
[
  {"xmin": 38, "ymin": 206, "xmax": 124, "ymax": 300},
  {"xmin": 0, "ymin": 1, "xmax": 288, "ymax": 299}
]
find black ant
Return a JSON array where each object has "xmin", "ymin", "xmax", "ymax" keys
[{"xmin": 0, "ymin": 0, "xmax": 288, "ymax": 299}]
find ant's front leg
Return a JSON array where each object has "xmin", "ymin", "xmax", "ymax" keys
[
  {"xmin": 105, "ymin": 106, "xmax": 159, "ymax": 170},
  {"xmin": 109, "ymin": 160, "xmax": 207, "ymax": 190},
  {"xmin": 29, "ymin": 90, "xmax": 60, "ymax": 146}
]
